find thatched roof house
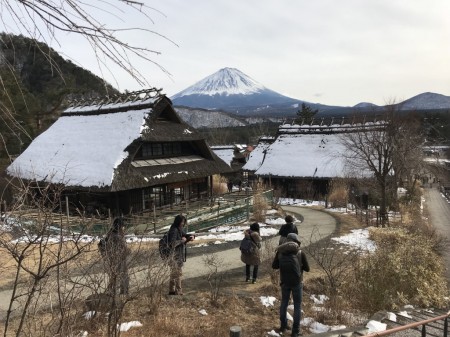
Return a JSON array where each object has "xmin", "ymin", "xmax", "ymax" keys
[
  {"xmin": 243, "ymin": 123, "xmax": 378, "ymax": 199},
  {"xmin": 242, "ymin": 136, "xmax": 275, "ymax": 172},
  {"xmin": 7, "ymin": 89, "xmax": 231, "ymax": 215}
]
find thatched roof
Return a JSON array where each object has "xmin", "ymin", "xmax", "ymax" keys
[
  {"xmin": 7, "ymin": 89, "xmax": 231, "ymax": 191},
  {"xmin": 252, "ymin": 123, "xmax": 381, "ymax": 179}
]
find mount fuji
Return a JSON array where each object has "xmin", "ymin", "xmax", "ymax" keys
[
  {"xmin": 170, "ymin": 68, "xmax": 333, "ymax": 116},
  {"xmin": 170, "ymin": 67, "xmax": 450, "ymax": 118}
]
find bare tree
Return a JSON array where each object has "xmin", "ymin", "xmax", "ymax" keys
[
  {"xmin": 390, "ymin": 113, "xmax": 424, "ymax": 203},
  {"xmin": 0, "ymin": 180, "xmax": 92, "ymax": 337},
  {"xmin": 340, "ymin": 109, "xmax": 424, "ymax": 226},
  {"xmin": 1, "ymin": 1, "xmax": 173, "ymax": 86}
]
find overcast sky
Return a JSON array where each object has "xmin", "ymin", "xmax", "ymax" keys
[{"xmin": 5, "ymin": 0, "xmax": 450, "ymax": 107}]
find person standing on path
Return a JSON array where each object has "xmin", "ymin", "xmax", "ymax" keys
[
  {"xmin": 240, "ymin": 222, "xmax": 262, "ymax": 283},
  {"xmin": 272, "ymin": 233, "xmax": 310, "ymax": 337},
  {"xmin": 278, "ymin": 215, "xmax": 298, "ymax": 245},
  {"xmin": 103, "ymin": 217, "xmax": 130, "ymax": 295},
  {"xmin": 167, "ymin": 214, "xmax": 194, "ymax": 295},
  {"xmin": 227, "ymin": 180, "xmax": 233, "ymax": 193}
]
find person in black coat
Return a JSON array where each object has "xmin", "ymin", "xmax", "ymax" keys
[
  {"xmin": 272, "ymin": 233, "xmax": 310, "ymax": 337},
  {"xmin": 227, "ymin": 180, "xmax": 233, "ymax": 193},
  {"xmin": 103, "ymin": 218, "xmax": 130, "ymax": 295},
  {"xmin": 278, "ymin": 215, "xmax": 298, "ymax": 245},
  {"xmin": 167, "ymin": 214, "xmax": 194, "ymax": 295}
]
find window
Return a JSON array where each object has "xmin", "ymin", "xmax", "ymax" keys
[
  {"xmin": 163, "ymin": 143, "xmax": 172, "ymax": 155},
  {"xmin": 142, "ymin": 144, "xmax": 152, "ymax": 157},
  {"xmin": 172, "ymin": 142, "xmax": 181, "ymax": 155},
  {"xmin": 152, "ymin": 143, "xmax": 162, "ymax": 156},
  {"xmin": 140, "ymin": 142, "xmax": 192, "ymax": 158}
]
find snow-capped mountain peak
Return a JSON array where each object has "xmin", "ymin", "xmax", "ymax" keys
[{"xmin": 172, "ymin": 67, "xmax": 267, "ymax": 98}]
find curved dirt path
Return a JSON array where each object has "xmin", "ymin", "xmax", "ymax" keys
[{"xmin": 183, "ymin": 205, "xmax": 337, "ymax": 279}]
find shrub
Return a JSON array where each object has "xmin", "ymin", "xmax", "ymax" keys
[
  {"xmin": 345, "ymin": 227, "xmax": 448, "ymax": 313},
  {"xmin": 327, "ymin": 179, "xmax": 349, "ymax": 208},
  {"xmin": 252, "ymin": 192, "xmax": 268, "ymax": 222},
  {"xmin": 212, "ymin": 175, "xmax": 227, "ymax": 195}
]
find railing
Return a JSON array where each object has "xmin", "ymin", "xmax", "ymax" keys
[
  {"xmin": 6, "ymin": 189, "xmax": 274, "ymax": 237},
  {"xmin": 186, "ymin": 190, "xmax": 274, "ymax": 232},
  {"xmin": 360, "ymin": 311, "xmax": 450, "ymax": 337}
]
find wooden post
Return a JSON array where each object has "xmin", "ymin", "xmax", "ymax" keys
[
  {"xmin": 65, "ymin": 195, "xmax": 70, "ymax": 225},
  {"xmin": 246, "ymin": 197, "xmax": 249, "ymax": 221},
  {"xmin": 229, "ymin": 326, "xmax": 241, "ymax": 337},
  {"xmin": 0, "ymin": 199, "xmax": 5, "ymax": 217},
  {"xmin": 153, "ymin": 203, "xmax": 156, "ymax": 233}
]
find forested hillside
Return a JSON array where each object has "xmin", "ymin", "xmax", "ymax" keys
[{"xmin": 0, "ymin": 33, "xmax": 118, "ymax": 158}]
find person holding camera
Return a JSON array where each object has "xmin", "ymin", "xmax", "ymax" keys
[{"xmin": 167, "ymin": 214, "xmax": 194, "ymax": 295}]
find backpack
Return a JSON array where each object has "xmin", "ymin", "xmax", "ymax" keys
[
  {"xmin": 239, "ymin": 233, "xmax": 255, "ymax": 255},
  {"xmin": 279, "ymin": 251, "xmax": 302, "ymax": 279},
  {"xmin": 159, "ymin": 232, "xmax": 172, "ymax": 260}
]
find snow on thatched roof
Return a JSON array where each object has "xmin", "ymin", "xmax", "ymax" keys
[
  {"xmin": 253, "ymin": 123, "xmax": 382, "ymax": 178},
  {"xmin": 242, "ymin": 136, "xmax": 274, "ymax": 172},
  {"xmin": 8, "ymin": 107, "xmax": 149, "ymax": 188},
  {"xmin": 211, "ymin": 146, "xmax": 235, "ymax": 167},
  {"xmin": 7, "ymin": 89, "xmax": 230, "ymax": 189}
]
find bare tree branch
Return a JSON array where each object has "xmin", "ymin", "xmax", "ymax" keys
[{"xmin": 2, "ymin": 0, "xmax": 176, "ymax": 86}]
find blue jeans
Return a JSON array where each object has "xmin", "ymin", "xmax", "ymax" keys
[{"xmin": 280, "ymin": 283, "xmax": 303, "ymax": 333}]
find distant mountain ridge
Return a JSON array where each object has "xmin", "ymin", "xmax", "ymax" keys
[
  {"xmin": 399, "ymin": 92, "xmax": 450, "ymax": 110},
  {"xmin": 171, "ymin": 67, "xmax": 450, "ymax": 117}
]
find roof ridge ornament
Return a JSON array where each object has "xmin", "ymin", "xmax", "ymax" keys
[
  {"xmin": 67, "ymin": 88, "xmax": 163, "ymax": 108},
  {"xmin": 279, "ymin": 118, "xmax": 388, "ymax": 135}
]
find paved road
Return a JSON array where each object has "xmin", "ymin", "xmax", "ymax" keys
[
  {"xmin": 183, "ymin": 205, "xmax": 337, "ymax": 279},
  {"xmin": 423, "ymin": 186, "xmax": 450, "ymax": 283}
]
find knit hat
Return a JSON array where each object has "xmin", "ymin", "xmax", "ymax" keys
[
  {"xmin": 285, "ymin": 215, "xmax": 294, "ymax": 223},
  {"xmin": 286, "ymin": 233, "xmax": 301, "ymax": 245},
  {"xmin": 250, "ymin": 222, "xmax": 260, "ymax": 232}
]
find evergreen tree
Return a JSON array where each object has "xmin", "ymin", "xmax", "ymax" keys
[{"xmin": 296, "ymin": 103, "xmax": 318, "ymax": 124}]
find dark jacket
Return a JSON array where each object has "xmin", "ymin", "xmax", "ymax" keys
[
  {"xmin": 240, "ymin": 229, "xmax": 262, "ymax": 266},
  {"xmin": 104, "ymin": 230, "xmax": 130, "ymax": 271},
  {"xmin": 272, "ymin": 241, "xmax": 310, "ymax": 287},
  {"xmin": 168, "ymin": 225, "xmax": 187, "ymax": 266},
  {"xmin": 278, "ymin": 222, "xmax": 298, "ymax": 245}
]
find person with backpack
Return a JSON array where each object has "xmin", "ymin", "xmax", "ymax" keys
[
  {"xmin": 272, "ymin": 233, "xmax": 310, "ymax": 337},
  {"xmin": 278, "ymin": 215, "xmax": 298, "ymax": 245},
  {"xmin": 102, "ymin": 217, "xmax": 130, "ymax": 295},
  {"xmin": 240, "ymin": 222, "xmax": 262, "ymax": 283},
  {"xmin": 167, "ymin": 214, "xmax": 194, "ymax": 295}
]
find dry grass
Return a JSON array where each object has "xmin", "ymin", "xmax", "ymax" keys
[
  {"xmin": 115, "ymin": 290, "xmax": 279, "ymax": 337},
  {"xmin": 0, "ymin": 234, "xmax": 343, "ymax": 337},
  {"xmin": 327, "ymin": 179, "xmax": 349, "ymax": 208},
  {"xmin": 5, "ymin": 205, "xmax": 445, "ymax": 336}
]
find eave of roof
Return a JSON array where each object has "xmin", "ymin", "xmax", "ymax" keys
[{"xmin": 111, "ymin": 156, "xmax": 232, "ymax": 191}]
